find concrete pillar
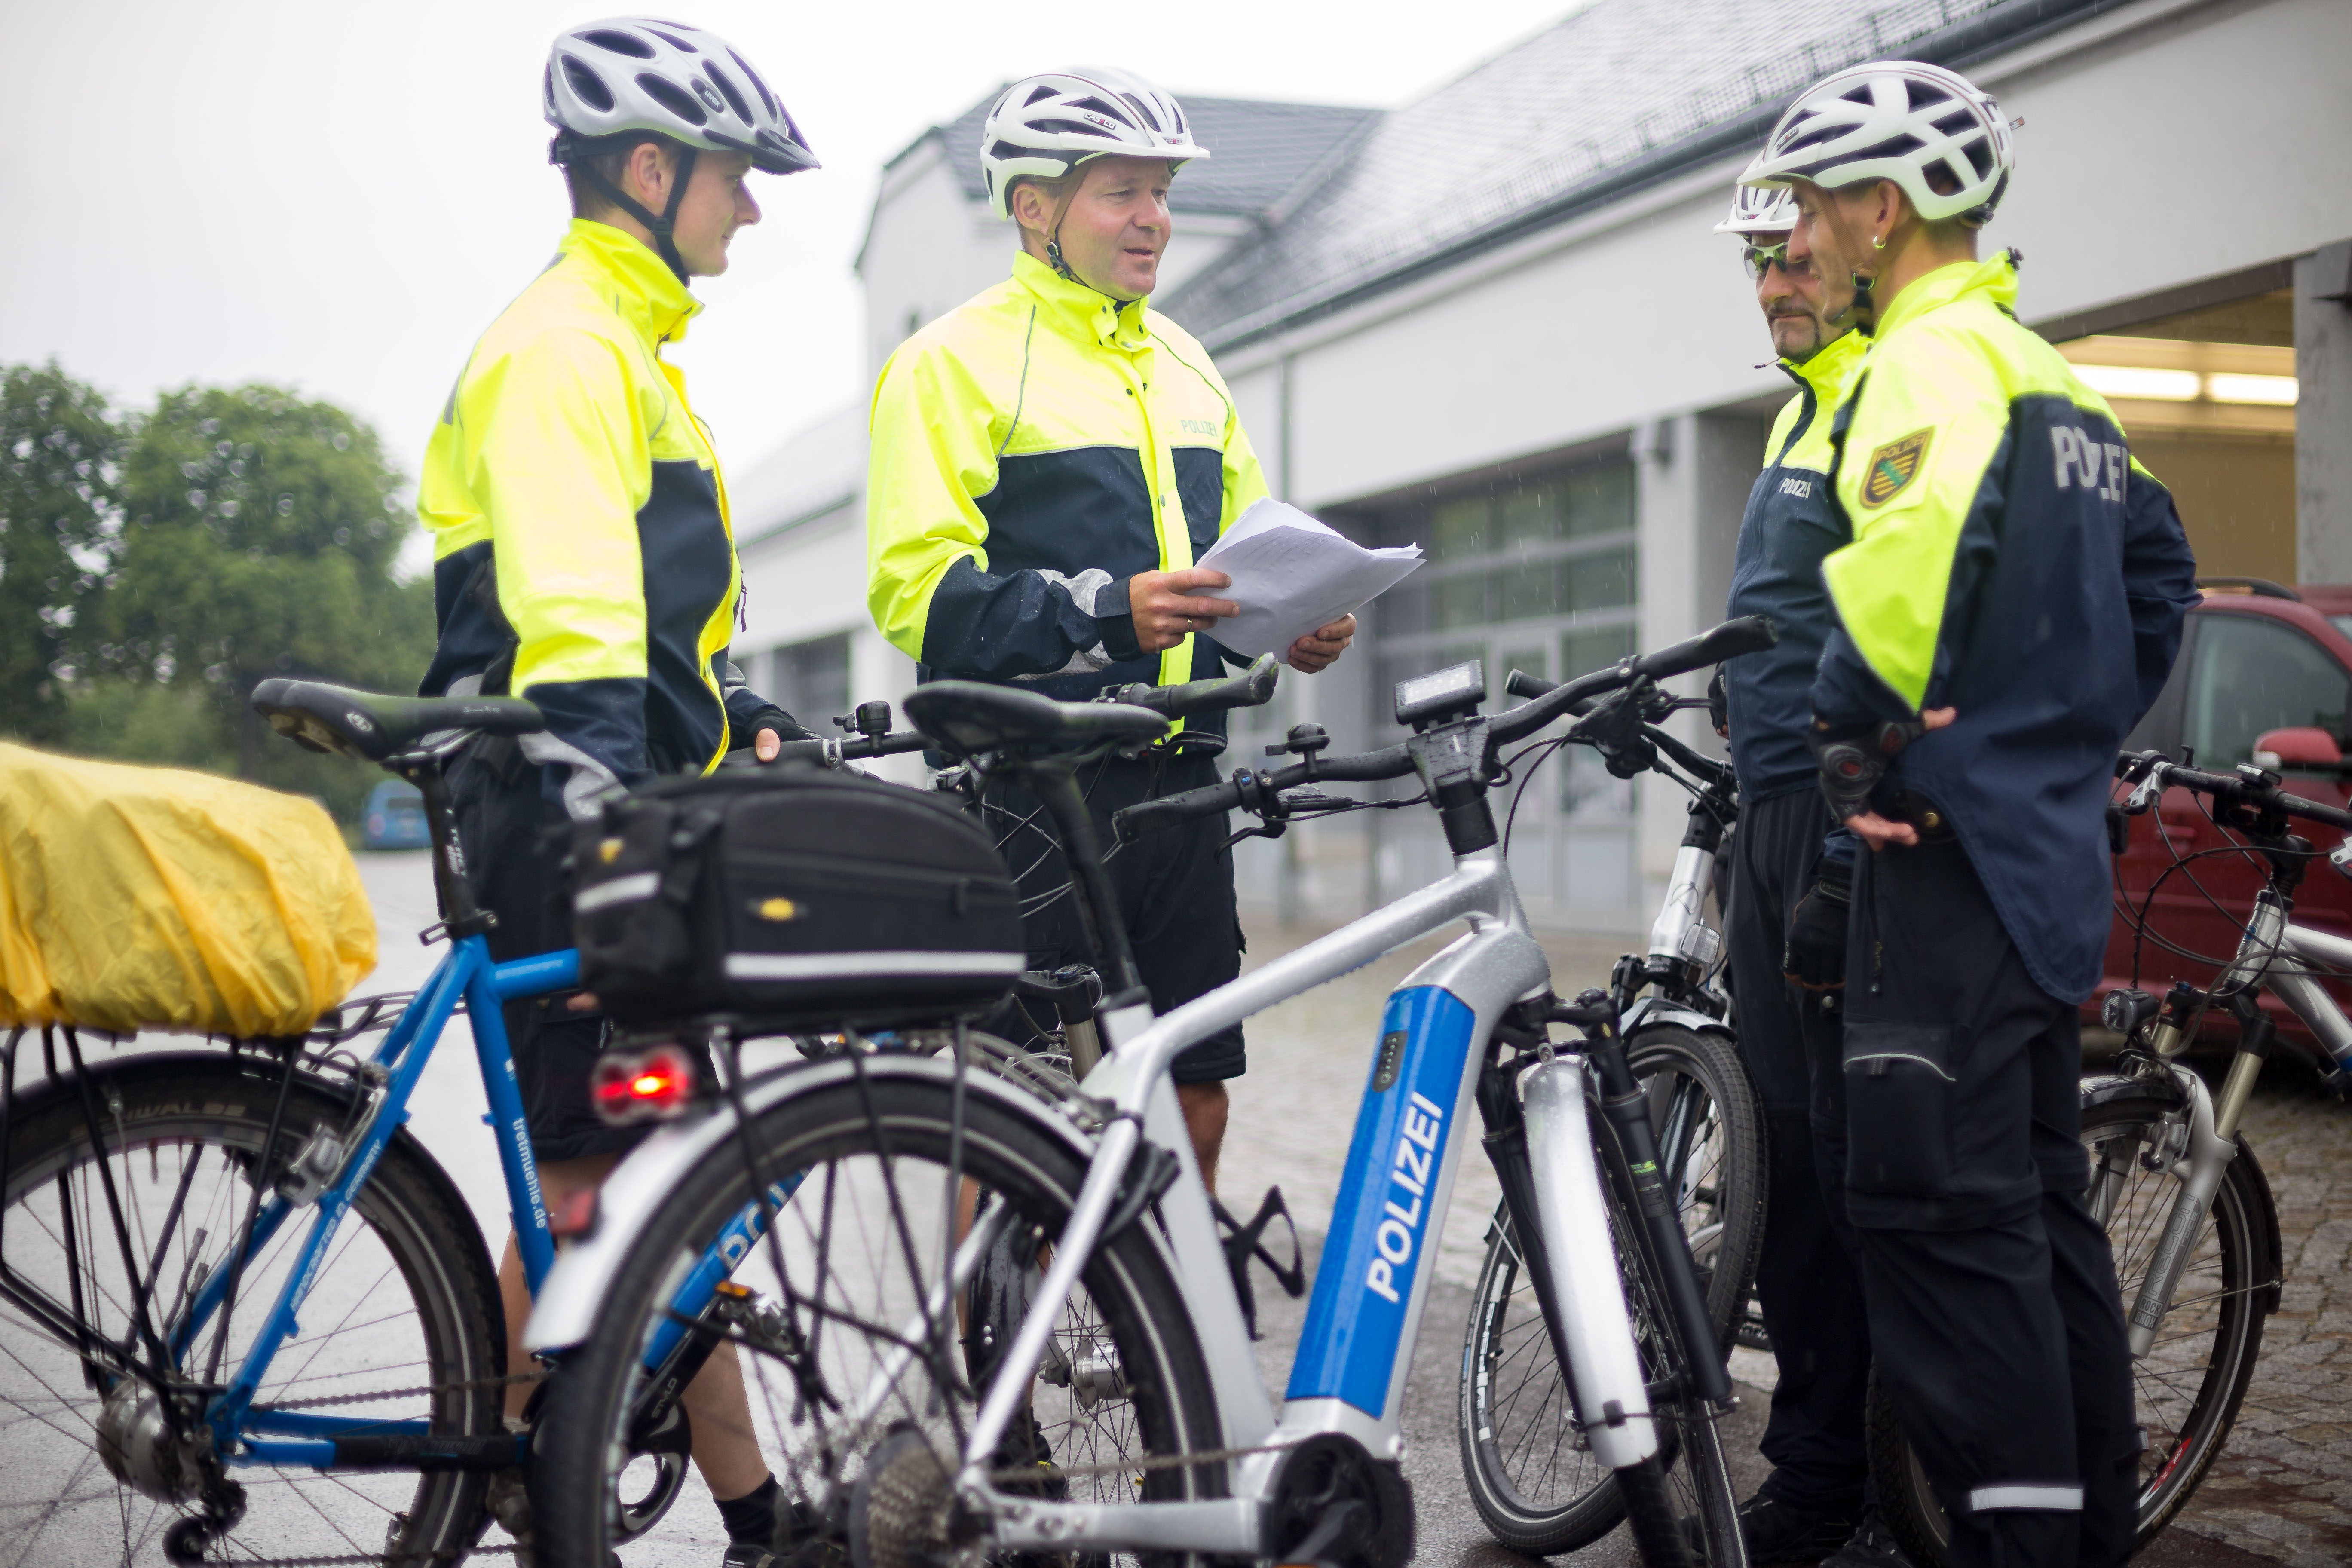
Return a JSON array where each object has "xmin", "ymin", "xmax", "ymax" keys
[
  {"xmin": 1634, "ymin": 412, "xmax": 1765, "ymax": 910},
  {"xmin": 2296, "ymin": 241, "xmax": 2352, "ymax": 585}
]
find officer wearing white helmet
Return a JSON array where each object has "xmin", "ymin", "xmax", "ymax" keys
[
  {"xmin": 867, "ymin": 70, "xmax": 1357, "ymax": 1226},
  {"xmin": 416, "ymin": 17, "xmax": 818, "ymax": 1565},
  {"xmin": 1706, "ymin": 181, "xmax": 1899, "ymax": 1568},
  {"xmin": 1743, "ymin": 60, "xmax": 2197, "ymax": 1568}
]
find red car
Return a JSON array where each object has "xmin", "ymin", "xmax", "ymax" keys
[{"xmin": 2101, "ymin": 580, "xmax": 2352, "ymax": 1055}]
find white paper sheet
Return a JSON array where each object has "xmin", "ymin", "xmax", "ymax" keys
[{"xmin": 1194, "ymin": 499, "xmax": 1423, "ymax": 665}]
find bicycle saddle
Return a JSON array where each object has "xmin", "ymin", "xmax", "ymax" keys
[
  {"xmin": 251, "ymin": 679, "xmax": 545, "ymax": 763},
  {"xmin": 902, "ymin": 682, "xmax": 1167, "ymax": 757}
]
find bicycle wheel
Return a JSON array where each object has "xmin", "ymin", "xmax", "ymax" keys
[
  {"xmin": 1457, "ymin": 1024, "xmax": 1764, "ymax": 1560},
  {"xmin": 0, "ymin": 1049, "xmax": 504, "ymax": 1567},
  {"xmin": 1869, "ymin": 1081, "xmax": 2273, "ymax": 1565},
  {"xmin": 530, "ymin": 1060, "xmax": 1224, "ymax": 1568}
]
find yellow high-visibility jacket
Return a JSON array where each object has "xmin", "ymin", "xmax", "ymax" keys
[
  {"xmin": 418, "ymin": 220, "xmax": 796, "ymax": 817},
  {"xmin": 1811, "ymin": 252, "xmax": 2198, "ymax": 1001},
  {"xmin": 866, "ymin": 252, "xmax": 1268, "ymax": 742}
]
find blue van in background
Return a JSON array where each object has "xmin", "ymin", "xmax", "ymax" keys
[{"xmin": 361, "ymin": 780, "xmax": 430, "ymax": 850}]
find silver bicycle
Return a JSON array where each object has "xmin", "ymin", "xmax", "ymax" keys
[
  {"xmin": 522, "ymin": 618, "xmax": 1779, "ymax": 1568},
  {"xmin": 1872, "ymin": 748, "xmax": 2352, "ymax": 1563}
]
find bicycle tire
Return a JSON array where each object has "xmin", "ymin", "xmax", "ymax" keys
[
  {"xmin": 1868, "ymin": 1082, "xmax": 2273, "ymax": 1565},
  {"xmin": 1456, "ymin": 1024, "xmax": 1764, "ymax": 1559},
  {"xmin": 0, "ymin": 1050, "xmax": 503, "ymax": 1568},
  {"xmin": 530, "ymin": 1065, "xmax": 1224, "ymax": 1568}
]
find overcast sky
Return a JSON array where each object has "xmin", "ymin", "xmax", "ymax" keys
[{"xmin": 2, "ymin": 0, "xmax": 1578, "ymax": 507}]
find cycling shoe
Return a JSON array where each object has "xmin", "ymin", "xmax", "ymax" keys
[{"xmin": 1682, "ymin": 1491, "xmax": 1862, "ymax": 1565}]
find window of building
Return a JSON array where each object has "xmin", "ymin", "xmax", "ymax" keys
[
  {"xmin": 768, "ymin": 631, "xmax": 853, "ymax": 730},
  {"xmin": 1367, "ymin": 458, "xmax": 1638, "ymax": 741}
]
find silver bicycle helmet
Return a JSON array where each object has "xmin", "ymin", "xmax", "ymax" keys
[
  {"xmin": 1740, "ymin": 60, "xmax": 2013, "ymax": 227},
  {"xmin": 978, "ymin": 68, "xmax": 1209, "ymax": 222},
  {"xmin": 1712, "ymin": 184, "xmax": 1797, "ymax": 236},
  {"xmin": 545, "ymin": 17, "xmax": 817, "ymax": 278}
]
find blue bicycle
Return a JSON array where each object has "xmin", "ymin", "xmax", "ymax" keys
[{"xmin": 0, "ymin": 683, "xmax": 900, "ymax": 1567}]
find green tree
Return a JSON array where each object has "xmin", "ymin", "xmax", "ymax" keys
[
  {"xmin": 71, "ymin": 382, "xmax": 436, "ymax": 819},
  {"xmin": 0, "ymin": 364, "xmax": 122, "ymax": 744}
]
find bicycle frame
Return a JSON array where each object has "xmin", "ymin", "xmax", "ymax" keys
[
  {"xmin": 974, "ymin": 847, "xmax": 1645, "ymax": 1556},
  {"xmin": 218, "ymin": 935, "xmax": 569, "ymax": 1464},
  {"xmin": 94, "ymin": 927, "xmax": 790, "ymax": 1475},
  {"xmin": 2098, "ymin": 894, "xmax": 2349, "ymax": 1359}
]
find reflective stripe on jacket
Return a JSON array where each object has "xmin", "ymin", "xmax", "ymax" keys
[
  {"xmin": 1726, "ymin": 328, "xmax": 1869, "ymax": 803},
  {"xmin": 865, "ymin": 251, "xmax": 1269, "ymax": 738},
  {"xmin": 1812, "ymin": 253, "xmax": 2199, "ymax": 1001},
  {"xmin": 417, "ymin": 220, "xmax": 793, "ymax": 818}
]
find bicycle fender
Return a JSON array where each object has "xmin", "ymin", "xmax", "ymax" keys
[
  {"xmin": 1617, "ymin": 998, "xmax": 1733, "ymax": 1041},
  {"xmin": 524, "ymin": 1054, "xmax": 1114, "ymax": 1354},
  {"xmin": 2078, "ymin": 1071, "xmax": 2283, "ymax": 1317}
]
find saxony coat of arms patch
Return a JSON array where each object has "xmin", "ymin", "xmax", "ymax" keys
[{"xmin": 1861, "ymin": 428, "xmax": 1932, "ymax": 506}]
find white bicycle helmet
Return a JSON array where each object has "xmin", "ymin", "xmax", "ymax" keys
[
  {"xmin": 978, "ymin": 68, "xmax": 1210, "ymax": 222},
  {"xmin": 1740, "ymin": 60, "xmax": 2013, "ymax": 226},
  {"xmin": 545, "ymin": 17, "xmax": 817, "ymax": 278},
  {"xmin": 1712, "ymin": 184, "xmax": 1797, "ymax": 236}
]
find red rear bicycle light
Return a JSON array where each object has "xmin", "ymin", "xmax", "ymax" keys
[{"xmin": 591, "ymin": 1044, "xmax": 701, "ymax": 1126}]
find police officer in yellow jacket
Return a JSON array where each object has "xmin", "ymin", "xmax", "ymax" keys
[
  {"xmin": 1712, "ymin": 183, "xmax": 1893, "ymax": 1567},
  {"xmin": 867, "ymin": 68, "xmax": 1356, "ymax": 1191},
  {"xmin": 1743, "ymin": 62, "xmax": 2199, "ymax": 1568},
  {"xmin": 415, "ymin": 19, "xmax": 817, "ymax": 1564}
]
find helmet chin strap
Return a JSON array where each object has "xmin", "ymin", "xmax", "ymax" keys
[
  {"xmin": 1041, "ymin": 170, "xmax": 1085, "ymax": 285},
  {"xmin": 573, "ymin": 142, "xmax": 701, "ymax": 284}
]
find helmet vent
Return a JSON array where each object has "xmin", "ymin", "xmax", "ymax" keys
[
  {"xmin": 1023, "ymin": 84, "xmax": 1059, "ymax": 107},
  {"xmin": 1119, "ymin": 93, "xmax": 1163, "ymax": 133},
  {"xmin": 1035, "ymin": 117, "xmax": 1112, "ymax": 138},
  {"xmin": 729, "ymin": 49, "xmax": 776, "ymax": 117},
  {"xmin": 645, "ymin": 27, "xmax": 698, "ymax": 51},
  {"xmin": 704, "ymin": 62, "xmax": 753, "ymax": 123},
  {"xmin": 561, "ymin": 56, "xmax": 616, "ymax": 113},
  {"xmin": 578, "ymin": 28, "xmax": 655, "ymax": 59},
  {"xmin": 637, "ymin": 73, "xmax": 708, "ymax": 126},
  {"xmin": 1066, "ymin": 97, "xmax": 1133, "ymax": 126}
]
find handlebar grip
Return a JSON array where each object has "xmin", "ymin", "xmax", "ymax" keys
[
  {"xmin": 1634, "ymin": 615, "xmax": 1778, "ymax": 681},
  {"xmin": 1111, "ymin": 654, "xmax": 1281, "ymax": 719},
  {"xmin": 763, "ymin": 731, "xmax": 934, "ymax": 766},
  {"xmin": 767, "ymin": 738, "xmax": 833, "ymax": 764},
  {"xmin": 1111, "ymin": 778, "xmax": 1245, "ymax": 843},
  {"xmin": 1504, "ymin": 669, "xmax": 1553, "ymax": 700},
  {"xmin": 2278, "ymin": 791, "xmax": 2352, "ymax": 833}
]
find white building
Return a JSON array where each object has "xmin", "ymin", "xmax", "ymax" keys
[{"xmin": 732, "ymin": 0, "xmax": 2352, "ymax": 933}]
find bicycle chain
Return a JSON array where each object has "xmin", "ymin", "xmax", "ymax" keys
[
  {"xmin": 189, "ymin": 1545, "xmax": 521, "ymax": 1568},
  {"xmin": 251, "ymin": 1370, "xmax": 547, "ymax": 1412}
]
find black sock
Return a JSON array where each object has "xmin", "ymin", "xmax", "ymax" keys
[{"xmin": 716, "ymin": 1473, "xmax": 781, "ymax": 1548}]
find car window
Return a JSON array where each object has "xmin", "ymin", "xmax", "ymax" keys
[
  {"xmin": 2180, "ymin": 615, "xmax": 2351, "ymax": 767},
  {"xmin": 2332, "ymin": 613, "xmax": 2352, "ymax": 646}
]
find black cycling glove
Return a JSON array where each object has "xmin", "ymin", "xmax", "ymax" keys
[
  {"xmin": 1808, "ymin": 717, "xmax": 1926, "ymax": 821},
  {"xmin": 1782, "ymin": 857, "xmax": 1853, "ymax": 991}
]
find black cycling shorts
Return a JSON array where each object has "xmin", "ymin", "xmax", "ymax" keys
[{"xmin": 981, "ymin": 748, "xmax": 1246, "ymax": 1084}]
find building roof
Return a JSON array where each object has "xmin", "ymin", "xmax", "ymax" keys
[
  {"xmin": 903, "ymin": 90, "xmax": 1381, "ymax": 219},
  {"xmin": 1166, "ymin": 0, "xmax": 2125, "ymax": 350}
]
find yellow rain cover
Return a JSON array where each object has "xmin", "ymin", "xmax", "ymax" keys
[{"xmin": 0, "ymin": 744, "xmax": 377, "ymax": 1037}]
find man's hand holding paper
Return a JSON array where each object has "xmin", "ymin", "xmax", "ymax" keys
[{"xmin": 1190, "ymin": 500, "xmax": 1423, "ymax": 669}]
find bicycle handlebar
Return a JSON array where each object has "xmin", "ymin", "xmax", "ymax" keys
[
  {"xmin": 1488, "ymin": 615, "xmax": 1776, "ymax": 747},
  {"xmin": 1502, "ymin": 669, "xmax": 1733, "ymax": 790},
  {"xmin": 1111, "ymin": 619, "xmax": 1773, "ymax": 843},
  {"xmin": 1104, "ymin": 653, "xmax": 1280, "ymax": 719},
  {"xmin": 765, "ymin": 730, "xmax": 935, "ymax": 766},
  {"xmin": 2116, "ymin": 750, "xmax": 2352, "ymax": 834}
]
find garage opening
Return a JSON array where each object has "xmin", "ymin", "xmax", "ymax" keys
[{"xmin": 2041, "ymin": 274, "xmax": 2297, "ymax": 585}]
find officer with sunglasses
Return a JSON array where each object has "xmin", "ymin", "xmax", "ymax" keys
[{"xmin": 1711, "ymin": 183, "xmax": 1911, "ymax": 1568}]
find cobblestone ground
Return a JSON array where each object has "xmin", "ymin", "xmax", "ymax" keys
[
  {"xmin": 2158, "ymin": 1068, "xmax": 2352, "ymax": 1567},
  {"xmin": 1223, "ymin": 917, "xmax": 2352, "ymax": 1567}
]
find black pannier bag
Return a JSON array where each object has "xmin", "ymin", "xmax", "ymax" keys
[{"xmin": 571, "ymin": 764, "xmax": 1025, "ymax": 1030}]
